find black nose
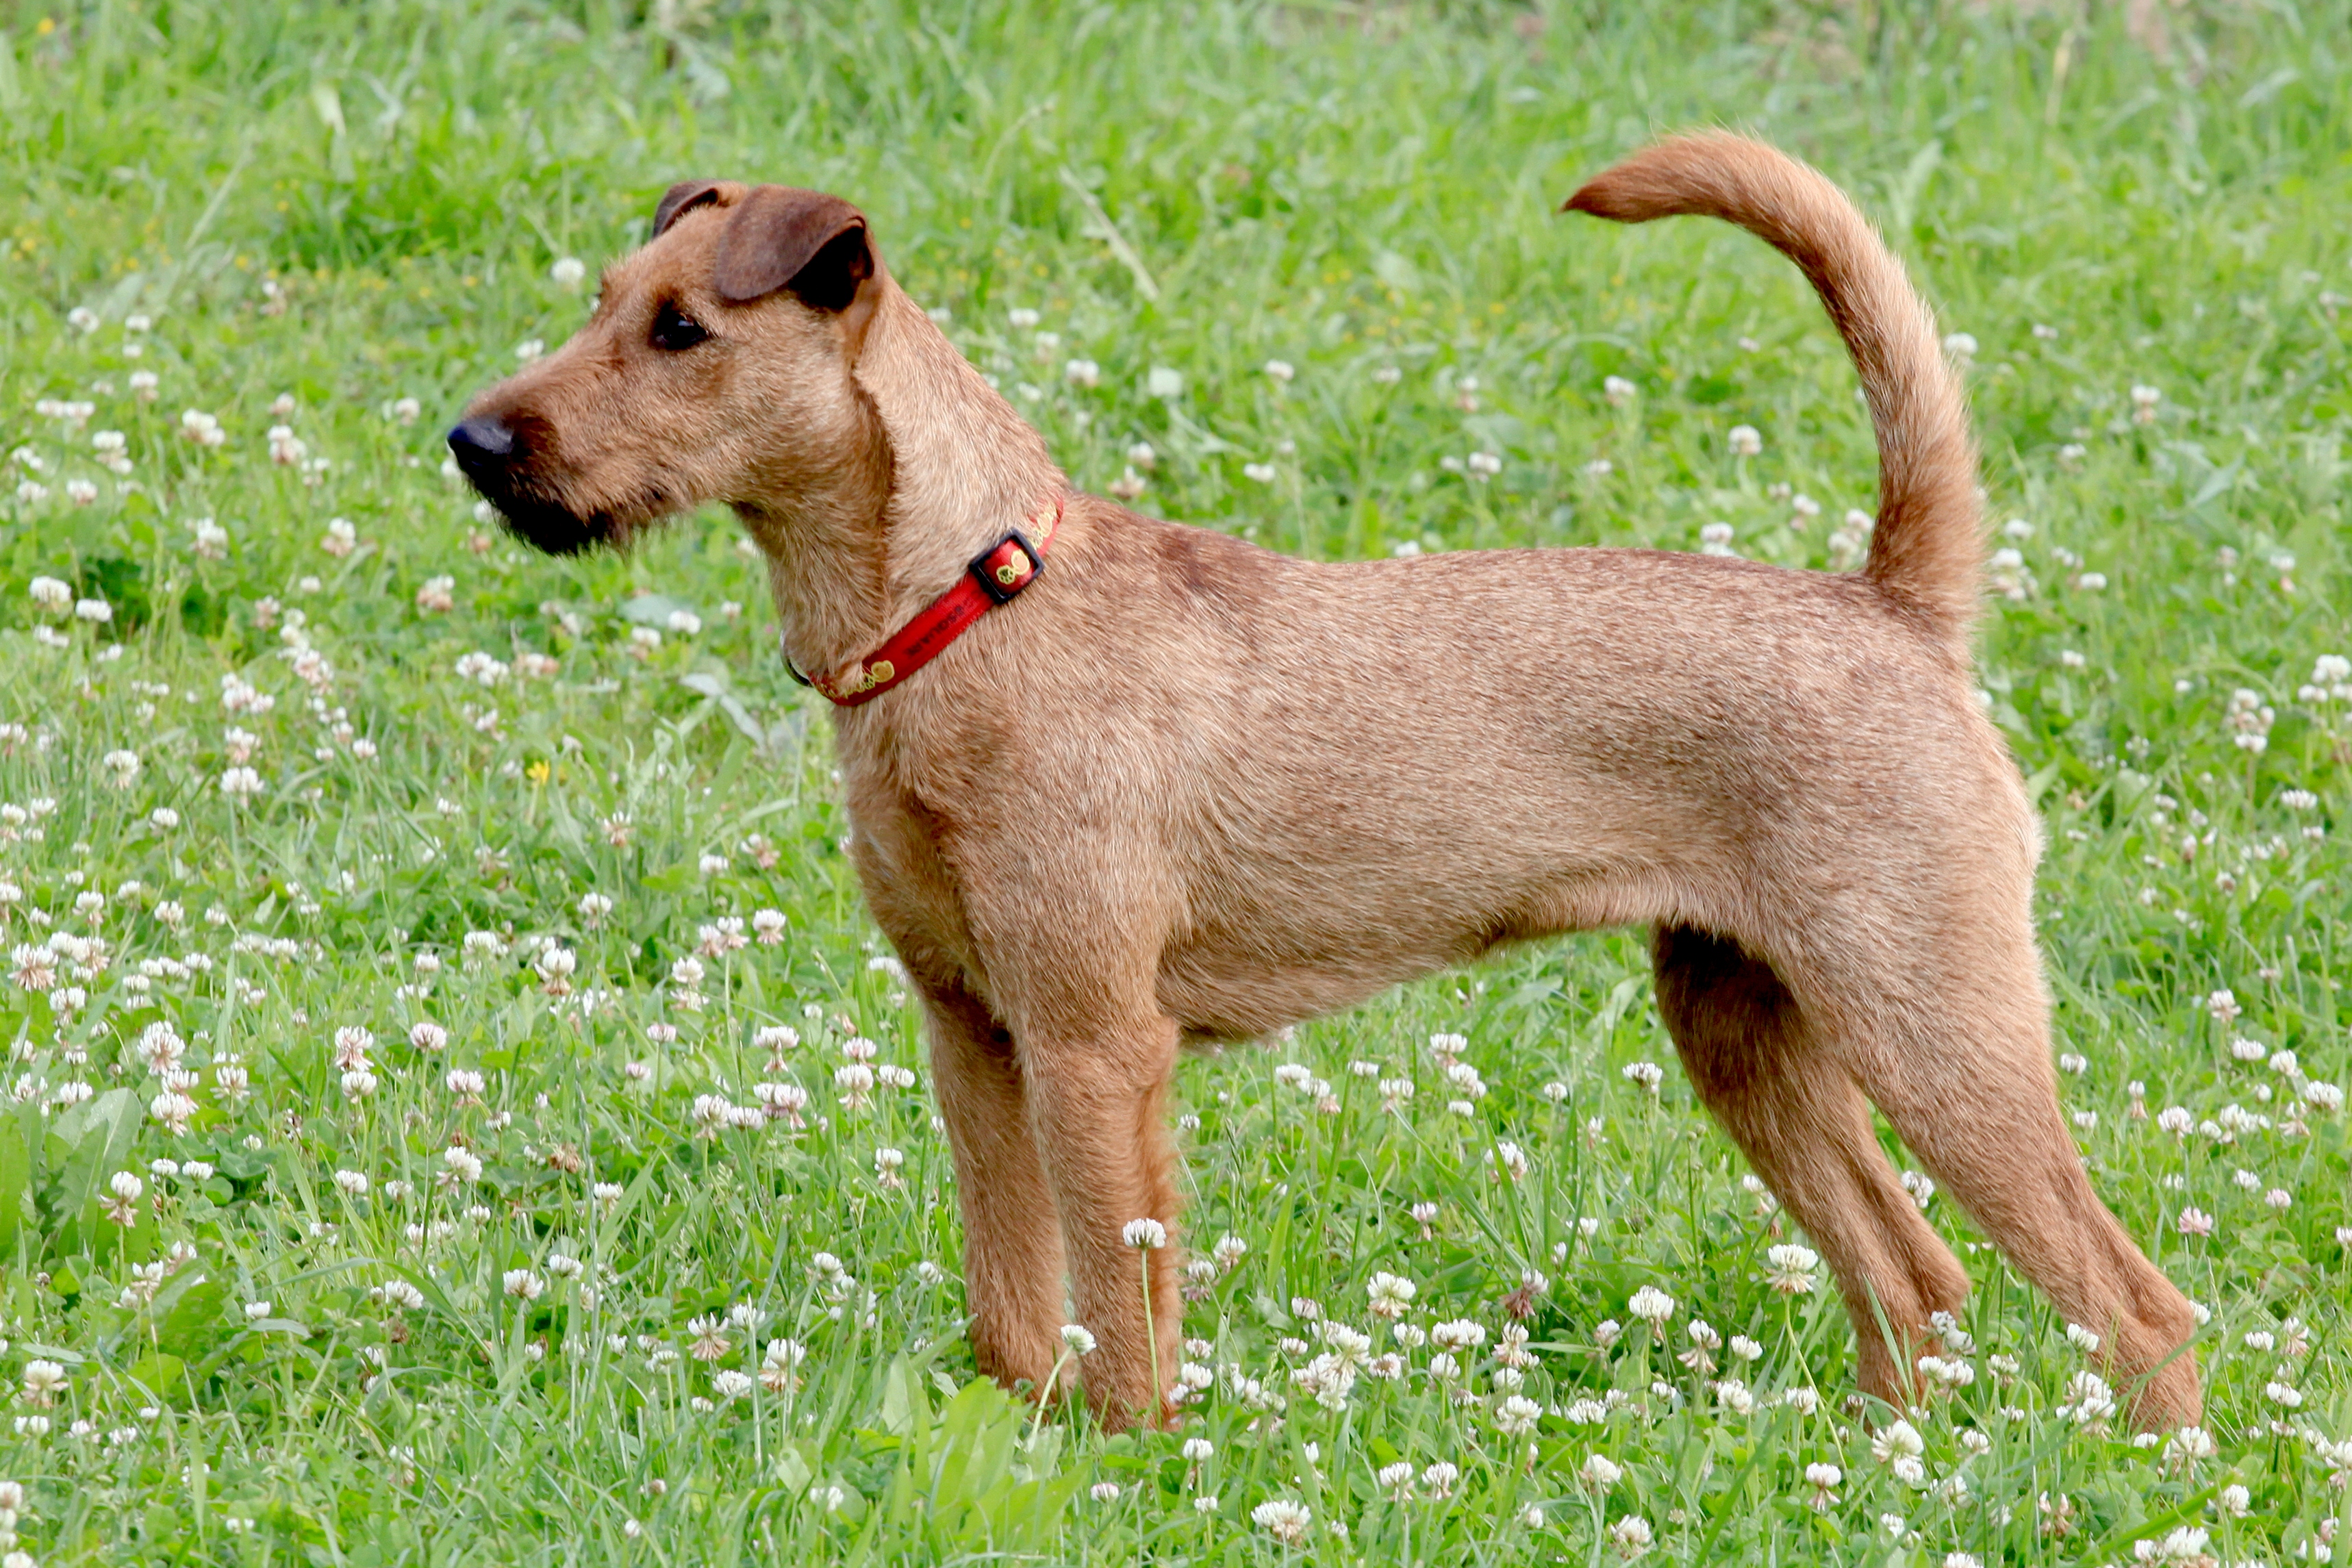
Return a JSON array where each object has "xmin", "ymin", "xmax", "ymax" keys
[{"xmin": 447, "ymin": 416, "xmax": 516, "ymax": 464}]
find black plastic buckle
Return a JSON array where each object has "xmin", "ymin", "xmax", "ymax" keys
[
  {"xmin": 778, "ymin": 634, "xmax": 814, "ymax": 687},
  {"xmin": 968, "ymin": 529, "xmax": 1044, "ymax": 605}
]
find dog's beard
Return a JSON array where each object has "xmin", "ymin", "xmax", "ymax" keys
[
  {"xmin": 474, "ymin": 484, "xmax": 607, "ymax": 556},
  {"xmin": 461, "ymin": 472, "xmax": 681, "ymax": 557}
]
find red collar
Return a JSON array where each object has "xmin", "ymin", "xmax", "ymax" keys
[{"xmin": 789, "ymin": 498, "xmax": 1062, "ymax": 707}]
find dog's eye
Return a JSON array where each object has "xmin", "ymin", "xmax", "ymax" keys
[{"xmin": 651, "ymin": 303, "xmax": 708, "ymax": 353}]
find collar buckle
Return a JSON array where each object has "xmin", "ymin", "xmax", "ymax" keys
[{"xmin": 968, "ymin": 529, "xmax": 1044, "ymax": 605}]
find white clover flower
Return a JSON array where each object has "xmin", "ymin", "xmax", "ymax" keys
[
  {"xmin": 2161, "ymin": 1426, "xmax": 2217, "ymax": 1467},
  {"xmin": 1059, "ymin": 1323, "xmax": 1097, "ymax": 1356},
  {"xmin": 533, "ymin": 944, "xmax": 577, "ymax": 992},
  {"xmin": 1871, "ymin": 1419, "xmax": 1924, "ymax": 1464},
  {"xmin": 1727, "ymin": 424, "xmax": 1762, "ymax": 457},
  {"xmin": 1607, "ymin": 1515, "xmax": 1654, "ymax": 1559},
  {"xmin": 1122, "ymin": 1217, "xmax": 1167, "ymax": 1249},
  {"xmin": 1580, "ymin": 1453, "xmax": 1624, "ymax": 1488},
  {"xmin": 2060, "ymin": 1369, "xmax": 2116, "ymax": 1424},
  {"xmin": 1365, "ymin": 1272, "xmax": 1416, "ymax": 1319},
  {"xmin": 1250, "ymin": 1499, "xmax": 1310, "ymax": 1544},
  {"xmin": 1764, "ymin": 1243, "xmax": 1819, "ymax": 1294},
  {"xmin": 1430, "ymin": 1319, "xmax": 1485, "ymax": 1353},
  {"xmin": 453, "ymin": 650, "xmax": 509, "ymax": 687},
  {"xmin": 551, "ymin": 256, "xmax": 587, "ymax": 288},
  {"xmin": 1146, "ymin": 367, "xmax": 1183, "ymax": 399},
  {"xmin": 1627, "ymin": 1286, "xmax": 1674, "ymax": 1324}
]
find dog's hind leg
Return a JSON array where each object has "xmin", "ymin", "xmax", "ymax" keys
[
  {"xmin": 921, "ymin": 978, "xmax": 1068, "ymax": 1396},
  {"xmin": 1829, "ymin": 933, "xmax": 2203, "ymax": 1429},
  {"xmin": 1653, "ymin": 924, "xmax": 1971, "ymax": 1413}
]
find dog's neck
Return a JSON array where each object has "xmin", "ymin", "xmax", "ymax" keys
[{"xmin": 742, "ymin": 285, "xmax": 1065, "ymax": 688}]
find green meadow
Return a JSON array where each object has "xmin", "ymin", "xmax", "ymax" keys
[{"xmin": 0, "ymin": 0, "xmax": 2345, "ymax": 1560}]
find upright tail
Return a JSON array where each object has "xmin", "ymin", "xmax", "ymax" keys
[{"xmin": 1566, "ymin": 131, "xmax": 1981, "ymax": 645}]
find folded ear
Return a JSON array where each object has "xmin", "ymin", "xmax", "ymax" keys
[
  {"xmin": 713, "ymin": 185, "xmax": 874, "ymax": 312},
  {"xmin": 653, "ymin": 180, "xmax": 730, "ymax": 239}
]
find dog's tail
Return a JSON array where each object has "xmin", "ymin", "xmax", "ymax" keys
[{"xmin": 1566, "ymin": 131, "xmax": 1980, "ymax": 645}]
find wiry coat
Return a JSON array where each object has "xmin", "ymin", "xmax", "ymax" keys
[{"xmin": 451, "ymin": 134, "xmax": 2201, "ymax": 1432}]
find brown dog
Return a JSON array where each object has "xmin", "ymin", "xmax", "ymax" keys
[{"xmin": 450, "ymin": 133, "xmax": 2201, "ymax": 1431}]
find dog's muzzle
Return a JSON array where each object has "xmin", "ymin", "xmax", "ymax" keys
[{"xmin": 445, "ymin": 415, "xmax": 605, "ymax": 556}]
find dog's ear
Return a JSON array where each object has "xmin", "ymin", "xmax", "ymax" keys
[
  {"xmin": 712, "ymin": 186, "xmax": 875, "ymax": 312},
  {"xmin": 653, "ymin": 180, "xmax": 729, "ymax": 240}
]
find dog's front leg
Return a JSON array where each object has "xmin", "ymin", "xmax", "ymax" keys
[
  {"xmin": 920, "ymin": 977, "xmax": 1068, "ymax": 1395},
  {"xmin": 1019, "ymin": 1018, "xmax": 1184, "ymax": 1432}
]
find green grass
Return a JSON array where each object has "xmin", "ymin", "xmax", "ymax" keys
[{"xmin": 0, "ymin": 0, "xmax": 2347, "ymax": 1560}]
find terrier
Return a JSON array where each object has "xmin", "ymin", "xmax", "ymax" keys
[{"xmin": 450, "ymin": 134, "xmax": 2201, "ymax": 1431}]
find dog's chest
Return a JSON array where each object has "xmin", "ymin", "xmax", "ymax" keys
[{"xmin": 839, "ymin": 779, "xmax": 992, "ymax": 982}]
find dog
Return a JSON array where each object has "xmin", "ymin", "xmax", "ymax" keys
[{"xmin": 448, "ymin": 132, "xmax": 2201, "ymax": 1432}]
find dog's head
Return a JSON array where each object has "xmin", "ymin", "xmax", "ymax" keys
[{"xmin": 448, "ymin": 181, "xmax": 887, "ymax": 554}]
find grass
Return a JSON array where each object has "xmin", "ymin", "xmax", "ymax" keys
[{"xmin": 0, "ymin": 0, "xmax": 2347, "ymax": 1560}]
